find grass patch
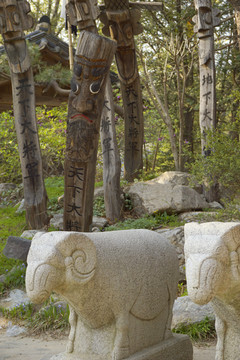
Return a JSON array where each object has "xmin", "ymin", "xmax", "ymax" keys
[
  {"xmin": 106, "ymin": 212, "xmax": 182, "ymax": 231},
  {"xmin": 0, "ymin": 208, "xmax": 27, "ymax": 276},
  {"xmin": 0, "ymin": 302, "xmax": 33, "ymax": 321},
  {"xmin": 45, "ymin": 176, "xmax": 64, "ymax": 212},
  {"xmin": 29, "ymin": 302, "xmax": 70, "ymax": 333},
  {"xmin": 0, "ymin": 263, "xmax": 26, "ymax": 295},
  {"xmin": 173, "ymin": 317, "xmax": 216, "ymax": 341},
  {"xmin": 0, "ymin": 207, "xmax": 26, "ymax": 240},
  {"xmin": 0, "ymin": 299, "xmax": 70, "ymax": 333}
]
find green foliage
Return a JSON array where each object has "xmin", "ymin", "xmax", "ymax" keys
[
  {"xmin": 0, "ymin": 300, "xmax": 70, "ymax": 332},
  {"xmin": 45, "ymin": 176, "xmax": 64, "ymax": 212},
  {"xmin": 35, "ymin": 63, "xmax": 72, "ymax": 87},
  {"xmin": 123, "ymin": 193, "xmax": 133, "ymax": 212},
  {"xmin": 93, "ymin": 196, "xmax": 106, "ymax": 217},
  {"xmin": 211, "ymin": 199, "xmax": 240, "ymax": 222},
  {"xmin": 143, "ymin": 108, "xmax": 175, "ymax": 174},
  {"xmin": 0, "ymin": 52, "xmax": 10, "ymax": 75},
  {"xmin": 0, "ymin": 263, "xmax": 26, "ymax": 295},
  {"xmin": 173, "ymin": 317, "xmax": 216, "ymax": 341},
  {"xmin": 0, "ymin": 184, "xmax": 23, "ymax": 207},
  {"xmin": 106, "ymin": 212, "xmax": 182, "ymax": 231},
  {"xmin": 0, "ymin": 111, "xmax": 20, "ymax": 183},
  {"xmin": 0, "ymin": 43, "xmax": 71, "ymax": 87},
  {"xmin": 188, "ymin": 129, "xmax": 240, "ymax": 197},
  {"xmin": 29, "ymin": 301, "xmax": 70, "ymax": 332},
  {"xmin": 0, "ymin": 107, "xmax": 67, "ymax": 183},
  {"xmin": 38, "ymin": 106, "xmax": 67, "ymax": 177},
  {"xmin": 30, "ymin": 0, "xmax": 65, "ymax": 36},
  {"xmin": 0, "ymin": 302, "xmax": 34, "ymax": 320},
  {"xmin": 178, "ymin": 282, "xmax": 188, "ymax": 297},
  {"xmin": 0, "ymin": 207, "xmax": 26, "ymax": 272}
]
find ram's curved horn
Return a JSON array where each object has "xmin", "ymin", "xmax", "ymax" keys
[{"xmin": 55, "ymin": 232, "xmax": 97, "ymax": 283}]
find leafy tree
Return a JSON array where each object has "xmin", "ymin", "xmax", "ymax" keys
[
  {"xmin": 30, "ymin": 0, "xmax": 65, "ymax": 36},
  {"xmin": 135, "ymin": 0, "xmax": 240, "ymax": 178},
  {"xmin": 137, "ymin": 0, "xmax": 198, "ymax": 171}
]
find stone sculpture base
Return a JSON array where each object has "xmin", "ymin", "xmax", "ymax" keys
[{"xmin": 50, "ymin": 334, "xmax": 193, "ymax": 360}]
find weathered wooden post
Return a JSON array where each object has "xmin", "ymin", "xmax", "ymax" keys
[
  {"xmin": 0, "ymin": 0, "xmax": 48, "ymax": 229},
  {"xmin": 100, "ymin": 0, "xmax": 144, "ymax": 182},
  {"xmin": 64, "ymin": 30, "xmax": 117, "ymax": 231},
  {"xmin": 66, "ymin": 0, "xmax": 122, "ymax": 222},
  {"xmin": 193, "ymin": 0, "xmax": 220, "ymax": 202}
]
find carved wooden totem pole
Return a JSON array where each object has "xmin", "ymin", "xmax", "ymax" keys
[
  {"xmin": 193, "ymin": 0, "xmax": 220, "ymax": 201},
  {"xmin": 101, "ymin": 0, "xmax": 144, "ymax": 181},
  {"xmin": 0, "ymin": 0, "xmax": 48, "ymax": 229},
  {"xmin": 66, "ymin": 0, "xmax": 121, "ymax": 222},
  {"xmin": 64, "ymin": 30, "xmax": 117, "ymax": 232}
]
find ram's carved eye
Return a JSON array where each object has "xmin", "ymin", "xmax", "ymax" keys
[
  {"xmin": 90, "ymin": 81, "xmax": 101, "ymax": 94},
  {"xmin": 71, "ymin": 79, "xmax": 80, "ymax": 94},
  {"xmin": 74, "ymin": 63, "xmax": 82, "ymax": 78}
]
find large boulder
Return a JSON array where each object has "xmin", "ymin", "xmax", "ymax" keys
[
  {"xmin": 172, "ymin": 296, "xmax": 215, "ymax": 329},
  {"xmin": 3, "ymin": 236, "xmax": 31, "ymax": 261},
  {"xmin": 127, "ymin": 171, "xmax": 208, "ymax": 216}
]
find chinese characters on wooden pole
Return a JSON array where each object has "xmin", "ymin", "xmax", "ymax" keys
[
  {"xmin": 193, "ymin": 0, "xmax": 220, "ymax": 201},
  {"xmin": 66, "ymin": 0, "xmax": 122, "ymax": 222},
  {"xmin": 64, "ymin": 30, "xmax": 117, "ymax": 231},
  {"xmin": 0, "ymin": 0, "xmax": 48, "ymax": 229},
  {"xmin": 101, "ymin": 0, "xmax": 144, "ymax": 182}
]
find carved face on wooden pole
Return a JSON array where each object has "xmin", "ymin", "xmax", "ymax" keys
[
  {"xmin": 67, "ymin": 54, "xmax": 110, "ymax": 162},
  {"xmin": 101, "ymin": 7, "xmax": 142, "ymax": 83},
  {"xmin": 193, "ymin": 0, "xmax": 220, "ymax": 39},
  {"xmin": 66, "ymin": 0, "xmax": 99, "ymax": 30},
  {"xmin": 0, "ymin": 0, "xmax": 33, "ymax": 35},
  {"xmin": 64, "ymin": 31, "xmax": 117, "ymax": 231},
  {"xmin": 194, "ymin": 0, "xmax": 213, "ymax": 38},
  {"xmin": 0, "ymin": 0, "xmax": 33, "ymax": 73}
]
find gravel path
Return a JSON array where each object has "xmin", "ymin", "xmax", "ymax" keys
[{"xmin": 0, "ymin": 318, "xmax": 216, "ymax": 360}]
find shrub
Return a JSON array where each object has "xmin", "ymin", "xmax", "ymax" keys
[
  {"xmin": 173, "ymin": 317, "xmax": 216, "ymax": 341},
  {"xmin": 188, "ymin": 129, "xmax": 240, "ymax": 198},
  {"xmin": 0, "ymin": 263, "xmax": 26, "ymax": 295},
  {"xmin": 0, "ymin": 107, "xmax": 67, "ymax": 183}
]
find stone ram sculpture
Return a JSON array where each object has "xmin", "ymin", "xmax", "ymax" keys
[
  {"xmin": 185, "ymin": 222, "xmax": 240, "ymax": 360},
  {"xmin": 26, "ymin": 230, "xmax": 192, "ymax": 360}
]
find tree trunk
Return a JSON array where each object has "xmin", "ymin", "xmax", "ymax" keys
[{"xmin": 63, "ymin": 31, "xmax": 116, "ymax": 232}]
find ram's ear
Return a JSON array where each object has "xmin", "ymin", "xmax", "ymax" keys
[{"xmin": 55, "ymin": 233, "xmax": 97, "ymax": 283}]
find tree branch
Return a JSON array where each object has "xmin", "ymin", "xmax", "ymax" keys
[{"xmin": 42, "ymin": 80, "xmax": 70, "ymax": 96}]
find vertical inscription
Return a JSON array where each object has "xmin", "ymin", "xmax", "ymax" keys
[
  {"xmin": 64, "ymin": 31, "xmax": 116, "ymax": 231},
  {"xmin": 0, "ymin": 0, "xmax": 48, "ymax": 228},
  {"xmin": 193, "ymin": 0, "xmax": 220, "ymax": 153},
  {"xmin": 65, "ymin": 164, "xmax": 85, "ymax": 230},
  {"xmin": 101, "ymin": 2, "xmax": 144, "ymax": 181}
]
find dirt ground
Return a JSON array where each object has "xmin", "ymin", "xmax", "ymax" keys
[{"xmin": 0, "ymin": 317, "xmax": 216, "ymax": 360}]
